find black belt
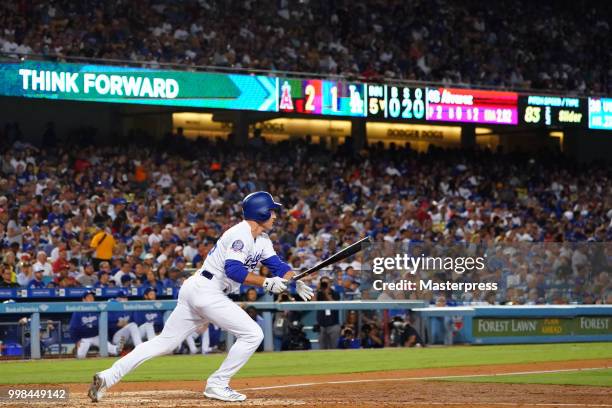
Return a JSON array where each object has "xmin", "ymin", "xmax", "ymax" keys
[{"xmin": 200, "ymin": 269, "xmax": 231, "ymax": 294}]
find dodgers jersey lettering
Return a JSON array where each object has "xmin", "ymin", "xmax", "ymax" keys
[
  {"xmin": 69, "ymin": 311, "xmax": 99, "ymax": 340},
  {"xmin": 201, "ymin": 220, "xmax": 276, "ymax": 293}
]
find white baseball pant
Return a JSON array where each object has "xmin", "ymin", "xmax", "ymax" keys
[
  {"xmin": 76, "ymin": 336, "xmax": 119, "ymax": 359},
  {"xmin": 185, "ymin": 332, "xmax": 199, "ymax": 354},
  {"xmin": 98, "ymin": 274, "xmax": 263, "ymax": 389},
  {"xmin": 201, "ymin": 326, "xmax": 212, "ymax": 354},
  {"xmin": 112, "ymin": 322, "xmax": 143, "ymax": 346},
  {"xmin": 139, "ymin": 322, "xmax": 157, "ymax": 341},
  {"xmin": 184, "ymin": 325, "xmax": 212, "ymax": 354}
]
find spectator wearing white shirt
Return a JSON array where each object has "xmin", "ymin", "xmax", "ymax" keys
[
  {"xmin": 33, "ymin": 251, "xmax": 53, "ymax": 278},
  {"xmin": 113, "ymin": 261, "xmax": 136, "ymax": 286},
  {"xmin": 156, "ymin": 167, "xmax": 173, "ymax": 189},
  {"xmin": 183, "ymin": 239, "xmax": 198, "ymax": 263},
  {"xmin": 147, "ymin": 224, "xmax": 162, "ymax": 247}
]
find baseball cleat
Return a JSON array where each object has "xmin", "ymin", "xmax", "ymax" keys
[
  {"xmin": 88, "ymin": 373, "xmax": 107, "ymax": 402},
  {"xmin": 204, "ymin": 386, "xmax": 247, "ymax": 402}
]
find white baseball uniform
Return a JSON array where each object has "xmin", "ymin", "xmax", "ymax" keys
[
  {"xmin": 76, "ymin": 336, "xmax": 119, "ymax": 359},
  {"xmin": 111, "ymin": 320, "xmax": 143, "ymax": 346},
  {"xmin": 98, "ymin": 220, "xmax": 285, "ymax": 389}
]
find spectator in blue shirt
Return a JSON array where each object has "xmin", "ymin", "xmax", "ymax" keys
[
  {"xmin": 120, "ymin": 274, "xmax": 133, "ymax": 288},
  {"xmin": 47, "ymin": 201, "xmax": 64, "ymax": 226},
  {"xmin": 191, "ymin": 243, "xmax": 208, "ymax": 268},
  {"xmin": 143, "ymin": 269, "xmax": 163, "ymax": 293},
  {"xmin": 28, "ymin": 267, "xmax": 46, "ymax": 288},
  {"xmin": 162, "ymin": 267, "xmax": 181, "ymax": 288},
  {"xmin": 95, "ymin": 271, "xmax": 113, "ymax": 288}
]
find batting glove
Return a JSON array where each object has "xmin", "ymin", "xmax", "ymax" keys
[
  {"xmin": 263, "ymin": 277, "xmax": 288, "ymax": 294},
  {"xmin": 296, "ymin": 280, "xmax": 314, "ymax": 301}
]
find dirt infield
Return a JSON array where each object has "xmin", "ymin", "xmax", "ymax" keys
[{"xmin": 3, "ymin": 359, "xmax": 611, "ymax": 408}]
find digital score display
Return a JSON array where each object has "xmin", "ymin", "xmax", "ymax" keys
[
  {"xmin": 426, "ymin": 88, "xmax": 518, "ymax": 125},
  {"xmin": 367, "ymin": 84, "xmax": 426, "ymax": 120},
  {"xmin": 588, "ymin": 98, "xmax": 612, "ymax": 130},
  {"xmin": 1, "ymin": 61, "xmax": 602, "ymax": 129},
  {"xmin": 277, "ymin": 78, "xmax": 366, "ymax": 117},
  {"xmin": 519, "ymin": 95, "xmax": 586, "ymax": 127}
]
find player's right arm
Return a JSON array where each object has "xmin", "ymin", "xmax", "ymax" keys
[
  {"xmin": 69, "ymin": 312, "xmax": 79, "ymax": 337},
  {"xmin": 224, "ymin": 237, "xmax": 286, "ymax": 293},
  {"xmin": 226, "ymin": 260, "xmax": 287, "ymax": 293}
]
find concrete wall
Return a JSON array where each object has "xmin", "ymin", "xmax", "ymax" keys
[
  {"xmin": 0, "ymin": 97, "xmax": 174, "ymax": 144},
  {"xmin": 1, "ymin": 96, "xmax": 610, "ymax": 162},
  {"xmin": 0, "ymin": 97, "xmax": 119, "ymax": 144}
]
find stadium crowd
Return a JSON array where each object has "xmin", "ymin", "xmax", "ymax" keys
[
  {"xmin": 0, "ymin": 0, "xmax": 609, "ymax": 94},
  {"xmin": 0, "ymin": 126, "xmax": 610, "ymax": 309}
]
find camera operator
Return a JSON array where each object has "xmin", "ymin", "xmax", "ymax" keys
[
  {"xmin": 360, "ymin": 323, "xmax": 383, "ymax": 349},
  {"xmin": 281, "ymin": 320, "xmax": 311, "ymax": 351},
  {"xmin": 245, "ymin": 306, "xmax": 265, "ymax": 352},
  {"xmin": 389, "ymin": 315, "xmax": 425, "ymax": 347},
  {"xmin": 273, "ymin": 292, "xmax": 301, "ymax": 351},
  {"xmin": 389, "ymin": 316, "xmax": 406, "ymax": 346},
  {"xmin": 20, "ymin": 317, "xmax": 58, "ymax": 357},
  {"xmin": 337, "ymin": 325, "xmax": 361, "ymax": 349},
  {"xmin": 315, "ymin": 276, "xmax": 340, "ymax": 349}
]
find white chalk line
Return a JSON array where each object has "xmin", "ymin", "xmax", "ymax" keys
[{"xmin": 239, "ymin": 366, "xmax": 612, "ymax": 391}]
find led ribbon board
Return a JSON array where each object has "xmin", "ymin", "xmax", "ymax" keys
[
  {"xmin": 519, "ymin": 95, "xmax": 586, "ymax": 127},
  {"xmin": 0, "ymin": 60, "xmax": 277, "ymax": 111},
  {"xmin": 0, "ymin": 61, "xmax": 598, "ymax": 130},
  {"xmin": 366, "ymin": 84, "xmax": 427, "ymax": 121},
  {"xmin": 588, "ymin": 98, "xmax": 612, "ymax": 130},
  {"xmin": 426, "ymin": 88, "xmax": 518, "ymax": 125},
  {"xmin": 277, "ymin": 78, "xmax": 366, "ymax": 117}
]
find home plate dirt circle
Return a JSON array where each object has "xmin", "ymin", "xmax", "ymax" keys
[
  {"xmin": 3, "ymin": 360, "xmax": 610, "ymax": 408},
  {"xmin": 67, "ymin": 391, "xmax": 306, "ymax": 407}
]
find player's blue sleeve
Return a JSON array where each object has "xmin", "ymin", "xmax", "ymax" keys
[
  {"xmin": 224, "ymin": 260, "xmax": 249, "ymax": 283},
  {"xmin": 133, "ymin": 311, "xmax": 143, "ymax": 325},
  {"xmin": 261, "ymin": 255, "xmax": 291, "ymax": 278},
  {"xmin": 69, "ymin": 312, "xmax": 80, "ymax": 333},
  {"xmin": 69, "ymin": 312, "xmax": 84, "ymax": 340}
]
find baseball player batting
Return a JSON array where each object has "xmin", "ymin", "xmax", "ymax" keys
[{"xmin": 88, "ymin": 191, "xmax": 314, "ymax": 402}]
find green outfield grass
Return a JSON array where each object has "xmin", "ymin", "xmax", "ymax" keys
[
  {"xmin": 440, "ymin": 368, "xmax": 612, "ymax": 387},
  {"xmin": 0, "ymin": 343, "xmax": 610, "ymax": 385}
]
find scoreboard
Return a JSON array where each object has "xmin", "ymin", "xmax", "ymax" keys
[
  {"xmin": 588, "ymin": 98, "xmax": 612, "ymax": 130},
  {"xmin": 0, "ymin": 60, "xmax": 607, "ymax": 130},
  {"xmin": 519, "ymin": 95, "xmax": 586, "ymax": 127},
  {"xmin": 366, "ymin": 84, "xmax": 426, "ymax": 120},
  {"xmin": 278, "ymin": 78, "xmax": 366, "ymax": 117},
  {"xmin": 426, "ymin": 88, "xmax": 518, "ymax": 125}
]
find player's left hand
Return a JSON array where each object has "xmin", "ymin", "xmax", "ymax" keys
[
  {"xmin": 296, "ymin": 280, "xmax": 314, "ymax": 301},
  {"xmin": 263, "ymin": 277, "xmax": 288, "ymax": 294}
]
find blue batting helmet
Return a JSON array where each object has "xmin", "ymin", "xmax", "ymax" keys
[{"xmin": 242, "ymin": 191, "xmax": 282, "ymax": 222}]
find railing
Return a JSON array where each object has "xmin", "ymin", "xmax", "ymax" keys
[
  {"xmin": 3, "ymin": 300, "xmax": 609, "ymax": 358},
  {"xmin": 0, "ymin": 300, "xmax": 427, "ymax": 359}
]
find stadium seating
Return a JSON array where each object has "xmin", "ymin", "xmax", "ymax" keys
[{"xmin": 0, "ymin": 0, "xmax": 609, "ymax": 93}]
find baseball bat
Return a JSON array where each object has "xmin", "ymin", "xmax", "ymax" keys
[{"xmin": 290, "ymin": 236, "xmax": 373, "ymax": 282}]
